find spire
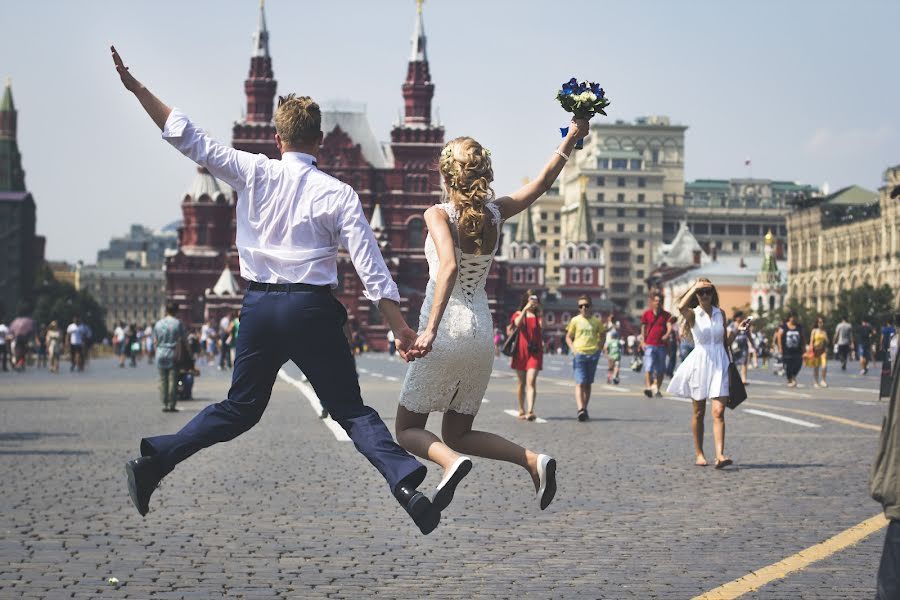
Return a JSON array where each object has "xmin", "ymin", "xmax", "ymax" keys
[
  {"xmin": 761, "ymin": 229, "xmax": 778, "ymax": 273},
  {"xmin": 571, "ymin": 176, "xmax": 594, "ymax": 244},
  {"xmin": 252, "ymin": 0, "xmax": 269, "ymax": 58},
  {"xmin": 212, "ymin": 266, "xmax": 240, "ymax": 296},
  {"xmin": 0, "ymin": 77, "xmax": 25, "ymax": 191},
  {"xmin": 513, "ymin": 207, "xmax": 536, "ymax": 243},
  {"xmin": 401, "ymin": 0, "xmax": 435, "ymax": 127},
  {"xmin": 243, "ymin": 0, "xmax": 276, "ymax": 123},
  {"xmin": 370, "ymin": 203, "xmax": 385, "ymax": 231}
]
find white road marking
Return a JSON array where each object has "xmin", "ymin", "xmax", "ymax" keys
[
  {"xmin": 743, "ymin": 408, "xmax": 820, "ymax": 428},
  {"xmin": 277, "ymin": 369, "xmax": 350, "ymax": 441},
  {"xmin": 357, "ymin": 367, "xmax": 370, "ymax": 374},
  {"xmin": 602, "ymin": 384, "xmax": 630, "ymax": 393},
  {"xmin": 482, "ymin": 397, "xmax": 491, "ymax": 404},
  {"xmin": 385, "ymin": 375, "xmax": 400, "ymax": 382},
  {"xmin": 775, "ymin": 390, "xmax": 813, "ymax": 398},
  {"xmin": 371, "ymin": 372, "xmax": 384, "ymax": 378},
  {"xmin": 842, "ymin": 386, "xmax": 880, "ymax": 394},
  {"xmin": 855, "ymin": 400, "xmax": 881, "ymax": 406},
  {"xmin": 503, "ymin": 409, "xmax": 547, "ymax": 424},
  {"xmin": 668, "ymin": 397, "xmax": 693, "ymax": 403}
]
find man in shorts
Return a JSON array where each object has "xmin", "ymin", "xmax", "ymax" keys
[
  {"xmin": 834, "ymin": 317, "xmax": 853, "ymax": 371},
  {"xmin": 640, "ymin": 292, "xmax": 672, "ymax": 398},
  {"xmin": 565, "ymin": 295, "xmax": 605, "ymax": 421}
]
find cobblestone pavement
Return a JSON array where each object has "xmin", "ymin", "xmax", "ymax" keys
[{"xmin": 0, "ymin": 353, "xmax": 890, "ymax": 599}]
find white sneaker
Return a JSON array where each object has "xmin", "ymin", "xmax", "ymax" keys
[
  {"xmin": 536, "ymin": 454, "xmax": 557, "ymax": 510},
  {"xmin": 432, "ymin": 456, "xmax": 472, "ymax": 512}
]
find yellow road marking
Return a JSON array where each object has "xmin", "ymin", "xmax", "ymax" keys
[
  {"xmin": 693, "ymin": 513, "xmax": 888, "ymax": 599},
  {"xmin": 749, "ymin": 402, "xmax": 881, "ymax": 432}
]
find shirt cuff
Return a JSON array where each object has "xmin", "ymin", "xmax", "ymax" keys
[
  {"xmin": 161, "ymin": 108, "xmax": 189, "ymax": 139},
  {"xmin": 363, "ymin": 281, "xmax": 401, "ymax": 304}
]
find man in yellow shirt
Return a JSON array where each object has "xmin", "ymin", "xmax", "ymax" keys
[{"xmin": 565, "ymin": 295, "xmax": 606, "ymax": 422}]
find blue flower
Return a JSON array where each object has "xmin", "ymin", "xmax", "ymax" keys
[
  {"xmin": 568, "ymin": 77, "xmax": 578, "ymax": 86},
  {"xmin": 590, "ymin": 82, "xmax": 601, "ymax": 95},
  {"xmin": 561, "ymin": 82, "xmax": 574, "ymax": 96}
]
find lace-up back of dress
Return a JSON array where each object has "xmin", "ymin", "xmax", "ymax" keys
[{"xmin": 425, "ymin": 202, "xmax": 501, "ymax": 307}]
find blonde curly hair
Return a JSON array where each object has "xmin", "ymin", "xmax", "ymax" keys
[{"xmin": 439, "ymin": 137, "xmax": 495, "ymax": 252}]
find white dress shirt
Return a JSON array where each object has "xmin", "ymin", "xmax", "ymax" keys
[{"xmin": 162, "ymin": 109, "xmax": 400, "ymax": 303}]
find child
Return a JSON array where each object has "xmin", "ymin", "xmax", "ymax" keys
[{"xmin": 606, "ymin": 331, "xmax": 622, "ymax": 385}]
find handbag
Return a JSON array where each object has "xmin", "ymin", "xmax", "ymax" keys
[
  {"xmin": 501, "ymin": 326, "xmax": 519, "ymax": 357},
  {"xmin": 722, "ymin": 324, "xmax": 747, "ymax": 409}
]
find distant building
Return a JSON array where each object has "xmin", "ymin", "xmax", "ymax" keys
[
  {"xmin": 786, "ymin": 166, "xmax": 900, "ymax": 312},
  {"xmin": 0, "ymin": 78, "xmax": 45, "ymax": 318},
  {"xmin": 97, "ymin": 224, "xmax": 177, "ymax": 269},
  {"xmin": 76, "ymin": 263, "xmax": 166, "ymax": 331},
  {"xmin": 750, "ymin": 230, "xmax": 786, "ymax": 314}
]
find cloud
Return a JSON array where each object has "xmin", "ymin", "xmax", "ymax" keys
[{"xmin": 804, "ymin": 125, "xmax": 894, "ymax": 156}]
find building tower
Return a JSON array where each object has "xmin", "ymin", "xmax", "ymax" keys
[
  {"xmin": 232, "ymin": 0, "xmax": 278, "ymax": 158},
  {"xmin": 0, "ymin": 78, "xmax": 43, "ymax": 317},
  {"xmin": 559, "ymin": 176, "xmax": 605, "ymax": 295},
  {"xmin": 750, "ymin": 229, "xmax": 785, "ymax": 315},
  {"xmin": 506, "ymin": 205, "xmax": 544, "ymax": 291}
]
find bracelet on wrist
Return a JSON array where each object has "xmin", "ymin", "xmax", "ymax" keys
[{"xmin": 554, "ymin": 149, "xmax": 569, "ymax": 161}]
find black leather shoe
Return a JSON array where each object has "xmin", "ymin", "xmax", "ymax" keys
[
  {"xmin": 125, "ymin": 456, "xmax": 164, "ymax": 517},
  {"xmin": 394, "ymin": 484, "xmax": 440, "ymax": 535}
]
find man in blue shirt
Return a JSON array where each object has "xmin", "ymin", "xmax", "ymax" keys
[{"xmin": 154, "ymin": 302, "xmax": 185, "ymax": 413}]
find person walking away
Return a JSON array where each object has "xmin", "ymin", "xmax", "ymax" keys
[
  {"xmin": 36, "ymin": 327, "xmax": 48, "ymax": 369},
  {"xmin": 774, "ymin": 312, "xmax": 804, "ymax": 387},
  {"xmin": 640, "ymin": 292, "xmax": 672, "ymax": 398},
  {"xmin": 834, "ymin": 317, "xmax": 854, "ymax": 371},
  {"xmin": 0, "ymin": 321, "xmax": 8, "ymax": 372},
  {"xmin": 565, "ymin": 295, "xmax": 604, "ymax": 421},
  {"xmin": 728, "ymin": 310, "xmax": 751, "ymax": 385},
  {"xmin": 606, "ymin": 331, "xmax": 622, "ymax": 385},
  {"xmin": 859, "ymin": 319, "xmax": 875, "ymax": 375},
  {"xmin": 509, "ymin": 290, "xmax": 544, "ymax": 421},
  {"xmin": 144, "ymin": 323, "xmax": 155, "ymax": 364},
  {"xmin": 668, "ymin": 277, "xmax": 746, "ymax": 468},
  {"xmin": 218, "ymin": 312, "xmax": 233, "ymax": 370},
  {"xmin": 112, "ymin": 48, "xmax": 439, "ymax": 534},
  {"xmin": 154, "ymin": 302, "xmax": 185, "ymax": 412},
  {"xmin": 870, "ymin": 354, "xmax": 900, "ymax": 599},
  {"xmin": 126, "ymin": 324, "xmax": 139, "ymax": 368},
  {"xmin": 66, "ymin": 316, "xmax": 86, "ymax": 372},
  {"xmin": 114, "ymin": 321, "xmax": 126, "ymax": 368},
  {"xmin": 46, "ymin": 321, "xmax": 61, "ymax": 373},
  {"xmin": 810, "ymin": 315, "xmax": 830, "ymax": 388},
  {"xmin": 881, "ymin": 317, "xmax": 897, "ymax": 366},
  {"xmin": 395, "ymin": 126, "xmax": 586, "ymax": 513}
]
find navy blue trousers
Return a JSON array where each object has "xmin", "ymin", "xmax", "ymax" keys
[{"xmin": 141, "ymin": 288, "xmax": 426, "ymax": 493}]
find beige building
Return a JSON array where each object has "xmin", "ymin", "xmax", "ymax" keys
[
  {"xmin": 786, "ymin": 165, "xmax": 900, "ymax": 313},
  {"xmin": 76, "ymin": 262, "xmax": 166, "ymax": 331},
  {"xmin": 537, "ymin": 116, "xmax": 686, "ymax": 315}
]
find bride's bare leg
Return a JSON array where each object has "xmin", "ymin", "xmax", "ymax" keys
[
  {"xmin": 395, "ymin": 406, "xmax": 459, "ymax": 470},
  {"xmin": 442, "ymin": 411, "xmax": 541, "ymax": 490}
]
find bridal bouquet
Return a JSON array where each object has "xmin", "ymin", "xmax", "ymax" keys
[{"xmin": 557, "ymin": 78, "xmax": 609, "ymax": 148}]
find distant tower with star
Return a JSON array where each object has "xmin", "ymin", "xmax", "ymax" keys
[{"xmin": 750, "ymin": 229, "xmax": 785, "ymax": 314}]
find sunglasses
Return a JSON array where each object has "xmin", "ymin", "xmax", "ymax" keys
[
  {"xmin": 696, "ymin": 289, "xmax": 712, "ymax": 297},
  {"xmin": 578, "ymin": 304, "xmax": 591, "ymax": 309}
]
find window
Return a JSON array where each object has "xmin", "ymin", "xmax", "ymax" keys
[
  {"xmin": 637, "ymin": 193, "xmax": 645, "ymax": 203},
  {"xmin": 571, "ymin": 269, "xmax": 580, "ymax": 284},
  {"xmin": 407, "ymin": 218, "xmax": 425, "ymax": 247},
  {"xmin": 513, "ymin": 267, "xmax": 523, "ymax": 283},
  {"xmin": 637, "ymin": 224, "xmax": 645, "ymax": 233},
  {"xmin": 526, "ymin": 268, "xmax": 535, "ymax": 283},
  {"xmin": 636, "ymin": 255, "xmax": 645, "ymax": 263},
  {"xmin": 636, "ymin": 300, "xmax": 645, "ymax": 309},
  {"xmin": 554, "ymin": 226, "xmax": 560, "ymax": 234},
  {"xmin": 634, "ymin": 284, "xmax": 643, "ymax": 294},
  {"xmin": 596, "ymin": 193, "xmax": 605, "ymax": 202},
  {"xmin": 554, "ymin": 212, "xmax": 560, "ymax": 219},
  {"xmin": 630, "ymin": 160, "xmax": 642, "ymax": 170},
  {"xmin": 553, "ymin": 253, "xmax": 559, "ymax": 260},
  {"xmin": 596, "ymin": 223, "xmax": 604, "ymax": 233},
  {"xmin": 745, "ymin": 224, "xmax": 761, "ymax": 236},
  {"xmin": 637, "ymin": 270, "xmax": 644, "ymax": 278},
  {"xmin": 732, "ymin": 242, "xmax": 740, "ymax": 251},
  {"xmin": 596, "ymin": 207, "xmax": 605, "ymax": 217},
  {"xmin": 611, "ymin": 283, "xmax": 629, "ymax": 293},
  {"xmin": 637, "ymin": 240, "xmax": 645, "ymax": 248},
  {"xmin": 711, "ymin": 223, "xmax": 725, "ymax": 235},
  {"xmin": 693, "ymin": 223, "xmax": 709, "ymax": 235},
  {"xmin": 596, "ymin": 176, "xmax": 605, "ymax": 186},
  {"xmin": 540, "ymin": 212, "xmax": 548, "ymax": 220},
  {"xmin": 545, "ymin": 312, "xmax": 555, "ymax": 324},
  {"xmin": 638, "ymin": 177, "xmax": 646, "ymax": 188},
  {"xmin": 617, "ymin": 177, "xmax": 626, "ymax": 187},
  {"xmin": 663, "ymin": 222, "xmax": 676, "ymax": 234},
  {"xmin": 617, "ymin": 193, "xmax": 625, "ymax": 203},
  {"xmin": 598, "ymin": 159, "xmax": 609, "ymax": 169},
  {"xmin": 612, "ymin": 159, "xmax": 627, "ymax": 170},
  {"xmin": 540, "ymin": 226, "xmax": 547, "ymax": 234},
  {"xmin": 728, "ymin": 224, "xmax": 743, "ymax": 235},
  {"xmin": 583, "ymin": 268, "xmax": 593, "ymax": 284},
  {"xmin": 750, "ymin": 242, "xmax": 758, "ymax": 252},
  {"xmin": 590, "ymin": 248, "xmax": 598, "ymax": 259},
  {"xmin": 617, "ymin": 223, "xmax": 625, "ymax": 232},
  {"xmin": 554, "ymin": 240, "xmax": 560, "ymax": 247},
  {"xmin": 616, "ymin": 208, "xmax": 625, "ymax": 217},
  {"xmin": 567, "ymin": 247, "xmax": 574, "ymax": 259},
  {"xmin": 637, "ymin": 209, "xmax": 646, "ymax": 218}
]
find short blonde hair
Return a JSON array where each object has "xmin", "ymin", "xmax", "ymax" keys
[{"xmin": 274, "ymin": 94, "xmax": 321, "ymax": 146}]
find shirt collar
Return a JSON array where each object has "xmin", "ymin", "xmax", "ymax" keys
[{"xmin": 282, "ymin": 152, "xmax": 318, "ymax": 167}]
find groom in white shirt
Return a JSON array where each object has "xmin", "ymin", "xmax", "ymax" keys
[{"xmin": 113, "ymin": 47, "xmax": 440, "ymax": 534}]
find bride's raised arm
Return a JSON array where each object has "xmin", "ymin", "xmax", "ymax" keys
[{"xmin": 495, "ymin": 117, "xmax": 590, "ymax": 221}]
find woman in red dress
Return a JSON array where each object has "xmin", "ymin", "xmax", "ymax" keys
[{"xmin": 508, "ymin": 289, "xmax": 544, "ymax": 421}]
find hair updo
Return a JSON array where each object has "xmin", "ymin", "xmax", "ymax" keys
[{"xmin": 439, "ymin": 137, "xmax": 495, "ymax": 252}]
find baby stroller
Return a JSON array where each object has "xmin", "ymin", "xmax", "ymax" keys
[{"xmin": 772, "ymin": 351, "xmax": 785, "ymax": 377}]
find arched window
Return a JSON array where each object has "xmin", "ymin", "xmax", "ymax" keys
[
  {"xmin": 513, "ymin": 267, "xmax": 523, "ymax": 283},
  {"xmin": 590, "ymin": 248, "xmax": 598, "ymax": 260},
  {"xmin": 561, "ymin": 312, "xmax": 571, "ymax": 323},
  {"xmin": 769, "ymin": 295, "xmax": 776, "ymax": 312},
  {"xmin": 567, "ymin": 246, "xmax": 575, "ymax": 260},
  {"xmin": 572, "ymin": 269, "xmax": 580, "ymax": 284},
  {"xmin": 526, "ymin": 268, "xmax": 535, "ymax": 283},
  {"xmin": 523, "ymin": 247, "xmax": 530, "ymax": 260},
  {"xmin": 407, "ymin": 218, "xmax": 425, "ymax": 248},
  {"xmin": 510, "ymin": 247, "xmax": 517, "ymax": 259},
  {"xmin": 545, "ymin": 312, "xmax": 555, "ymax": 324},
  {"xmin": 583, "ymin": 268, "xmax": 593, "ymax": 284}
]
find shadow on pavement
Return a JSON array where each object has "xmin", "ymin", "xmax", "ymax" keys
[
  {"xmin": 0, "ymin": 432, "xmax": 79, "ymax": 442},
  {"xmin": 0, "ymin": 449, "xmax": 91, "ymax": 456},
  {"xmin": 0, "ymin": 396, "xmax": 70, "ymax": 402},
  {"xmin": 735, "ymin": 463, "xmax": 828, "ymax": 470}
]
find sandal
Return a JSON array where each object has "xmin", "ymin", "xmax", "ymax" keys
[
  {"xmin": 516, "ymin": 412, "xmax": 528, "ymax": 420},
  {"xmin": 526, "ymin": 412, "xmax": 537, "ymax": 422}
]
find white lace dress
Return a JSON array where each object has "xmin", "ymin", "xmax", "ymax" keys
[
  {"xmin": 667, "ymin": 306, "xmax": 730, "ymax": 401},
  {"xmin": 399, "ymin": 202, "xmax": 502, "ymax": 416}
]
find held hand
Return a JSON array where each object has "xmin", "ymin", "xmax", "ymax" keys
[
  {"xmin": 110, "ymin": 45, "xmax": 141, "ymax": 93},
  {"xmin": 569, "ymin": 117, "xmax": 591, "ymax": 141},
  {"xmin": 413, "ymin": 330, "xmax": 436, "ymax": 357},
  {"xmin": 395, "ymin": 327, "xmax": 419, "ymax": 362}
]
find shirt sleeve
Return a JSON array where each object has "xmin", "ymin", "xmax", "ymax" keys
[
  {"xmin": 337, "ymin": 187, "xmax": 400, "ymax": 304},
  {"xmin": 162, "ymin": 108, "xmax": 262, "ymax": 192}
]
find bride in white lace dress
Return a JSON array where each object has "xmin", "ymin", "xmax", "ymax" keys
[{"xmin": 395, "ymin": 119, "xmax": 590, "ymax": 514}]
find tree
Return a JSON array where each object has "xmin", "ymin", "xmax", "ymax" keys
[
  {"xmin": 30, "ymin": 266, "xmax": 108, "ymax": 341},
  {"xmin": 830, "ymin": 283, "xmax": 895, "ymax": 329}
]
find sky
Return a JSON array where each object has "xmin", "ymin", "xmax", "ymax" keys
[{"xmin": 3, "ymin": 0, "xmax": 899, "ymax": 262}]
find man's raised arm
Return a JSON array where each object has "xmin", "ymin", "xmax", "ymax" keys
[{"xmin": 111, "ymin": 46, "xmax": 171, "ymax": 130}]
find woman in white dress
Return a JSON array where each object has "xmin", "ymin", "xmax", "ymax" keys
[
  {"xmin": 667, "ymin": 277, "xmax": 748, "ymax": 468},
  {"xmin": 394, "ymin": 119, "xmax": 590, "ymax": 513}
]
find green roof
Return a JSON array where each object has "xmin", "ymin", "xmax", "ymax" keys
[
  {"xmin": 0, "ymin": 81, "xmax": 13, "ymax": 112},
  {"xmin": 598, "ymin": 149, "xmax": 642, "ymax": 160},
  {"xmin": 513, "ymin": 206, "xmax": 536, "ymax": 243},
  {"xmin": 822, "ymin": 185, "xmax": 878, "ymax": 206}
]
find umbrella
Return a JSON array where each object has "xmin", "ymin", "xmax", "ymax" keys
[{"xmin": 8, "ymin": 317, "xmax": 35, "ymax": 337}]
